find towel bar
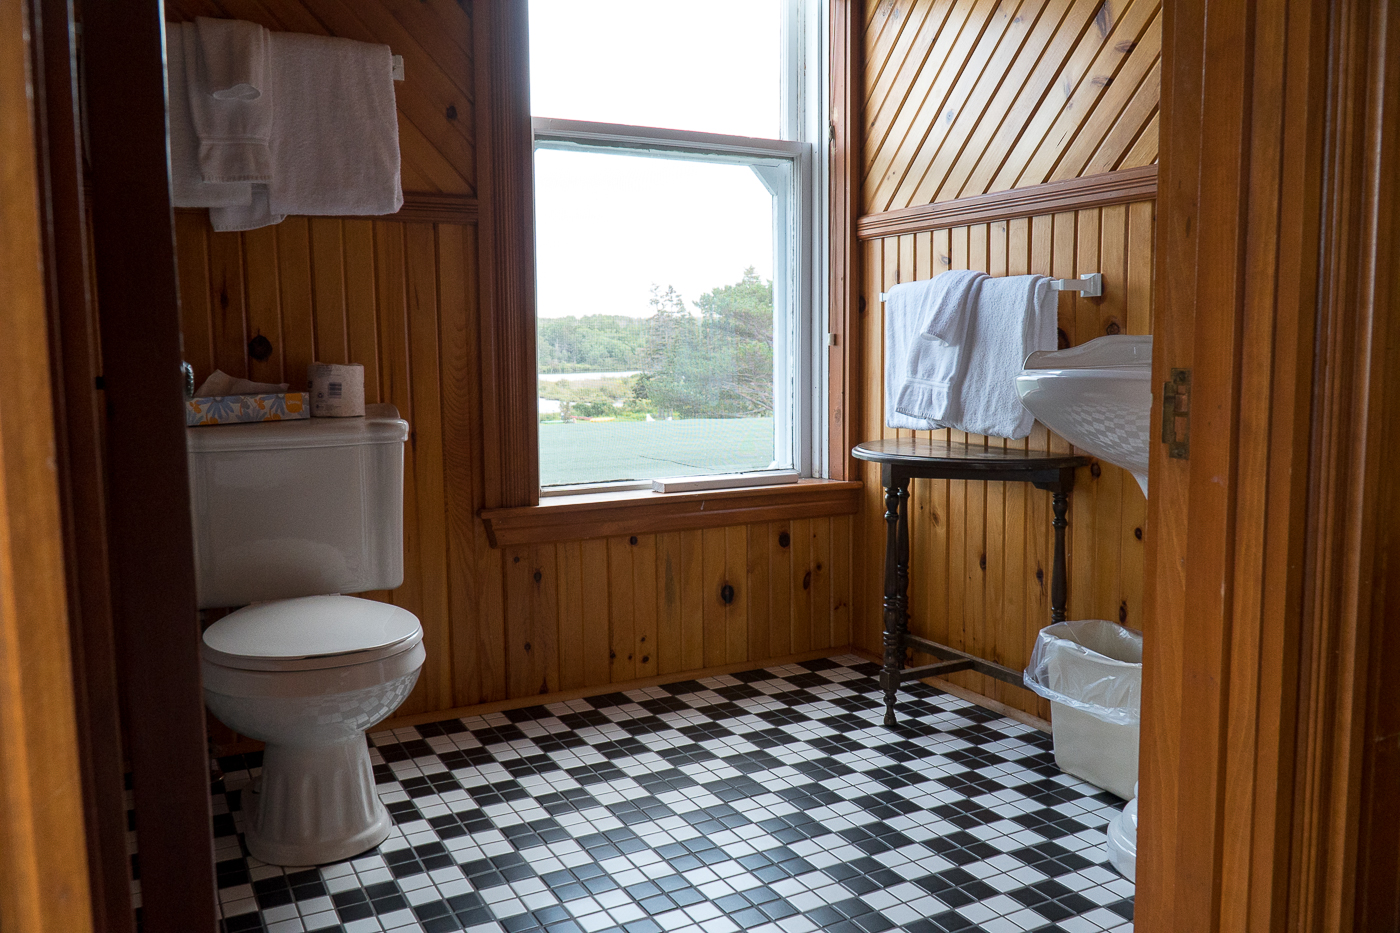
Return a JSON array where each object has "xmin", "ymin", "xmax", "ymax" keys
[{"xmin": 878, "ymin": 271, "xmax": 1102, "ymax": 302}]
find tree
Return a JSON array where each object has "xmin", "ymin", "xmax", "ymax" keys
[{"xmin": 644, "ymin": 270, "xmax": 773, "ymax": 418}]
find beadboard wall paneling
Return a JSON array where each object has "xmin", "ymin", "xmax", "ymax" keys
[
  {"xmin": 174, "ymin": 214, "xmax": 855, "ymax": 720},
  {"xmin": 855, "ymin": 204, "xmax": 1155, "ymax": 718}
]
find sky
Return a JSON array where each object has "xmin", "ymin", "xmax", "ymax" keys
[{"xmin": 528, "ymin": 1, "xmax": 784, "ymax": 320}]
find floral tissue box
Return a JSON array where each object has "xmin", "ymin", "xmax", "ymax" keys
[{"xmin": 186, "ymin": 392, "xmax": 309, "ymax": 426}]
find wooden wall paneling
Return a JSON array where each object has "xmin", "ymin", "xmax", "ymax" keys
[
  {"xmin": 811, "ymin": 518, "xmax": 834, "ymax": 651},
  {"xmin": 1083, "ymin": 59, "xmax": 1163, "ymax": 176},
  {"xmin": 701, "ymin": 528, "xmax": 727, "ymax": 668},
  {"xmin": 930, "ymin": 0, "xmax": 1103, "ymax": 204},
  {"xmin": 404, "ymin": 222, "xmax": 453, "ymax": 711},
  {"xmin": 440, "ymin": 222, "xmax": 504, "ymax": 708},
  {"xmin": 578, "ymin": 539, "xmax": 611, "ymax": 687},
  {"xmin": 862, "ymin": 0, "xmax": 998, "ymax": 213},
  {"xmin": 632, "ymin": 534, "xmax": 659, "ymax": 677},
  {"xmin": 309, "ymin": 219, "xmax": 350, "ymax": 363},
  {"xmin": 656, "ymin": 533, "xmax": 683, "ymax": 676},
  {"xmin": 1047, "ymin": 9, "xmax": 1164, "ymax": 183},
  {"xmin": 884, "ymin": 0, "xmax": 1038, "ymax": 211},
  {"xmin": 244, "ymin": 227, "xmax": 283, "ymax": 385},
  {"xmin": 176, "ymin": 214, "xmax": 216, "ymax": 380},
  {"xmin": 746, "ymin": 525, "xmax": 772, "ymax": 661},
  {"xmin": 677, "ymin": 530, "xmax": 705, "ymax": 672},
  {"xmin": 555, "ymin": 542, "xmax": 585, "ymax": 690},
  {"xmin": 342, "ymin": 220, "xmax": 381, "ymax": 394},
  {"xmin": 209, "ymin": 230, "xmax": 250, "ymax": 378},
  {"xmin": 516, "ymin": 544, "xmax": 561, "ymax": 698},
  {"xmin": 724, "ymin": 526, "xmax": 749, "ymax": 663},
  {"xmin": 1122, "ymin": 112, "xmax": 1160, "ymax": 168},
  {"xmin": 275, "ymin": 219, "xmax": 316, "ymax": 384},
  {"xmin": 789, "ymin": 519, "xmax": 814, "ymax": 655},
  {"xmin": 769, "ymin": 522, "xmax": 794, "ymax": 658},
  {"xmin": 607, "ymin": 536, "xmax": 637, "ymax": 681},
  {"xmin": 991, "ymin": 0, "xmax": 1160, "ymax": 194},
  {"xmin": 862, "ymin": 0, "xmax": 985, "ymax": 208},
  {"xmin": 833, "ymin": 515, "xmax": 855, "ymax": 647}
]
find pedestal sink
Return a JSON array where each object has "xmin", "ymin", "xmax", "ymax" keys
[{"xmin": 1015, "ymin": 334, "xmax": 1153, "ymax": 880}]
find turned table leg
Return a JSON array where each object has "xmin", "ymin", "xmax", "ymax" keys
[
  {"xmin": 880, "ymin": 471, "xmax": 911, "ymax": 727},
  {"xmin": 1051, "ymin": 490, "xmax": 1069, "ymax": 624}
]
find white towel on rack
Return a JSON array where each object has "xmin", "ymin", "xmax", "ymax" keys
[
  {"xmin": 165, "ymin": 23, "xmax": 256, "ymax": 208},
  {"xmin": 889, "ymin": 270, "xmax": 986, "ymax": 427},
  {"xmin": 939, "ymin": 274, "xmax": 1055, "ymax": 439},
  {"xmin": 184, "ymin": 17, "xmax": 274, "ymax": 183},
  {"xmin": 210, "ymin": 31, "xmax": 403, "ymax": 231}
]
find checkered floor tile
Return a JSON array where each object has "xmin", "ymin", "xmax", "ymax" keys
[{"xmin": 137, "ymin": 655, "xmax": 1135, "ymax": 933}]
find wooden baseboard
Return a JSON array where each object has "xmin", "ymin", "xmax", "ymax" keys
[{"xmin": 847, "ymin": 646, "xmax": 1051, "ymax": 733}]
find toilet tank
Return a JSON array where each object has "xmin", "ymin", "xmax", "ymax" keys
[{"xmin": 187, "ymin": 403, "xmax": 410, "ymax": 609}]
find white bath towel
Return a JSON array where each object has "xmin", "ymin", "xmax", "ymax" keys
[
  {"xmin": 185, "ymin": 17, "xmax": 274, "ymax": 183},
  {"xmin": 210, "ymin": 31, "xmax": 403, "ymax": 232},
  {"xmin": 884, "ymin": 272, "xmax": 988, "ymax": 429},
  {"xmin": 940, "ymin": 274, "xmax": 1056, "ymax": 439},
  {"xmin": 165, "ymin": 23, "xmax": 255, "ymax": 208},
  {"xmin": 890, "ymin": 270, "xmax": 986, "ymax": 426}
]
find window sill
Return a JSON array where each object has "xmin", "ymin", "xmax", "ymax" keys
[{"xmin": 480, "ymin": 478, "xmax": 863, "ymax": 547}]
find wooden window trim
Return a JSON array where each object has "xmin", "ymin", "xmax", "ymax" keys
[
  {"xmin": 479, "ymin": 0, "xmax": 857, "ymax": 507},
  {"xmin": 481, "ymin": 478, "xmax": 861, "ymax": 547},
  {"xmin": 827, "ymin": 0, "xmax": 863, "ymax": 482}
]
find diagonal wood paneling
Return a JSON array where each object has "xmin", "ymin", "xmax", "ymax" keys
[
  {"xmin": 166, "ymin": 0, "xmax": 476, "ymax": 195},
  {"xmin": 863, "ymin": 0, "xmax": 1161, "ymax": 214}
]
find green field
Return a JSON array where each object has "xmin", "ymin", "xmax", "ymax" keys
[{"xmin": 540, "ymin": 418, "xmax": 775, "ymax": 487}]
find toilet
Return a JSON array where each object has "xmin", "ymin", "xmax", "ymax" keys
[{"xmin": 187, "ymin": 403, "xmax": 425, "ymax": 867}]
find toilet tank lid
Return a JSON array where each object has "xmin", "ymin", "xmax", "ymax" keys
[
  {"xmin": 202, "ymin": 595, "xmax": 422, "ymax": 671},
  {"xmin": 186, "ymin": 403, "xmax": 408, "ymax": 453}
]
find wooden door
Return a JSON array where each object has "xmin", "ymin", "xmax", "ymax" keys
[
  {"xmin": 0, "ymin": 4, "xmax": 98, "ymax": 931},
  {"xmin": 1139, "ymin": 0, "xmax": 1400, "ymax": 929}
]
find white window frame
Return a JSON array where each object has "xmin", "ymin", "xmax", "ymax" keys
[{"xmin": 531, "ymin": 0, "xmax": 829, "ymax": 494}]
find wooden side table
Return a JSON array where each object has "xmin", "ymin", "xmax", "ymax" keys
[{"xmin": 852, "ymin": 438, "xmax": 1090, "ymax": 726}]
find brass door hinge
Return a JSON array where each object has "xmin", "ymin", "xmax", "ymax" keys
[{"xmin": 1162, "ymin": 369, "xmax": 1190, "ymax": 459}]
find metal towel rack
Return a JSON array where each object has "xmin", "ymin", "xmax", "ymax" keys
[{"xmin": 879, "ymin": 272, "xmax": 1102, "ymax": 302}]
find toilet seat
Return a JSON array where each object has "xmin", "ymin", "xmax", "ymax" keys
[{"xmin": 203, "ymin": 594, "xmax": 422, "ymax": 672}]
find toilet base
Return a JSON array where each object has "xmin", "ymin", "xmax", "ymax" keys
[{"xmin": 242, "ymin": 734, "xmax": 391, "ymax": 866}]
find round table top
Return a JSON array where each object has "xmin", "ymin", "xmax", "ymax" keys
[{"xmin": 852, "ymin": 437, "xmax": 1089, "ymax": 470}]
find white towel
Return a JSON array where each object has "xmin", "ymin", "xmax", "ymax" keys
[
  {"xmin": 165, "ymin": 23, "xmax": 255, "ymax": 208},
  {"xmin": 185, "ymin": 18, "xmax": 274, "ymax": 183},
  {"xmin": 210, "ymin": 31, "xmax": 403, "ymax": 231},
  {"xmin": 942, "ymin": 274, "xmax": 1056, "ymax": 439},
  {"xmin": 890, "ymin": 270, "xmax": 985, "ymax": 426}
]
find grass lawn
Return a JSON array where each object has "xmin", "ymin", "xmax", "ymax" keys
[{"xmin": 540, "ymin": 418, "xmax": 776, "ymax": 487}]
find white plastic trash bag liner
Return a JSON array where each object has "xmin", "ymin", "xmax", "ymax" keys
[{"xmin": 1024, "ymin": 619, "xmax": 1143, "ymax": 725}]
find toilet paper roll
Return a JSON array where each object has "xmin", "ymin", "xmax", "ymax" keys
[{"xmin": 307, "ymin": 362, "xmax": 365, "ymax": 417}]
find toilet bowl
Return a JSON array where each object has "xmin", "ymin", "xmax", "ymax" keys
[
  {"xmin": 188, "ymin": 404, "xmax": 419, "ymax": 866},
  {"xmin": 202, "ymin": 595, "xmax": 424, "ymax": 866}
]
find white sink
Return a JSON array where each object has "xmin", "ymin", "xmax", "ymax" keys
[{"xmin": 1014, "ymin": 335, "xmax": 1153, "ymax": 496}]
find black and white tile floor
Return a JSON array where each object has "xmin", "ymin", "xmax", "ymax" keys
[{"xmin": 136, "ymin": 655, "xmax": 1135, "ymax": 933}]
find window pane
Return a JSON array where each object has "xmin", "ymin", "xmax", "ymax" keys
[
  {"xmin": 528, "ymin": 0, "xmax": 783, "ymax": 139},
  {"xmin": 535, "ymin": 147, "xmax": 785, "ymax": 487}
]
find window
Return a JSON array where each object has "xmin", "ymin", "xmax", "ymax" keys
[{"xmin": 529, "ymin": 0, "xmax": 827, "ymax": 491}]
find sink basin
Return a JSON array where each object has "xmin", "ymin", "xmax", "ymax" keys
[{"xmin": 1014, "ymin": 335, "xmax": 1153, "ymax": 495}]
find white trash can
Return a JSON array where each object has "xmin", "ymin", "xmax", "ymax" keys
[{"xmin": 1024, "ymin": 619, "xmax": 1142, "ymax": 800}]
